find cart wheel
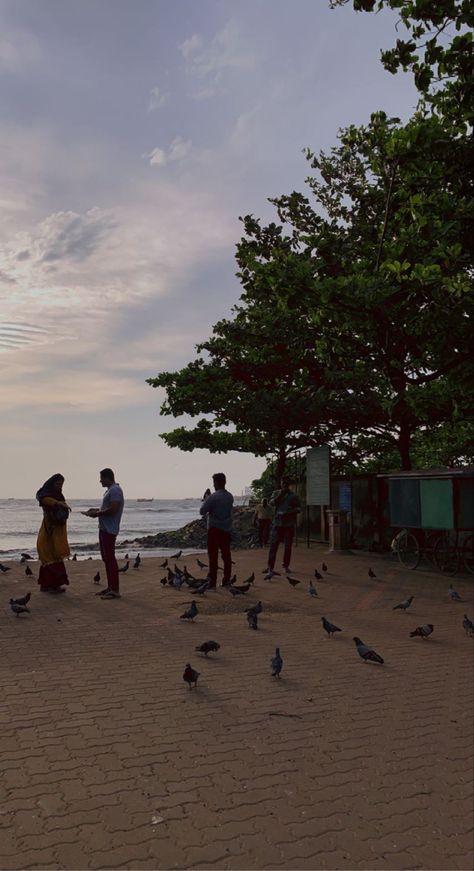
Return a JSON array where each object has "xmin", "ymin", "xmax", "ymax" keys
[
  {"xmin": 425, "ymin": 530, "xmax": 441, "ymax": 566},
  {"xmin": 461, "ymin": 534, "xmax": 474, "ymax": 575},
  {"xmin": 397, "ymin": 531, "xmax": 420, "ymax": 570},
  {"xmin": 434, "ymin": 532, "xmax": 460, "ymax": 576}
]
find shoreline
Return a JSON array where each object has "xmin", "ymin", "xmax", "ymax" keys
[{"xmin": 0, "ymin": 507, "xmax": 256, "ymax": 561}]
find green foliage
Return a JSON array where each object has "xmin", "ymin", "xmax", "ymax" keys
[
  {"xmin": 330, "ymin": 0, "xmax": 474, "ymax": 125},
  {"xmin": 148, "ymin": 2, "xmax": 473, "ymax": 479}
]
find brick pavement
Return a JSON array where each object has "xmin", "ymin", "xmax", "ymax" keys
[{"xmin": 1, "ymin": 547, "xmax": 473, "ymax": 870}]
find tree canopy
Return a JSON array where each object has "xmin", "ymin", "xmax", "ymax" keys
[
  {"xmin": 330, "ymin": 0, "xmax": 473, "ymax": 125},
  {"xmin": 148, "ymin": 0, "xmax": 473, "ymax": 482}
]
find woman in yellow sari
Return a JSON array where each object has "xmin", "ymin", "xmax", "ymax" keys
[{"xmin": 36, "ymin": 474, "xmax": 71, "ymax": 593}]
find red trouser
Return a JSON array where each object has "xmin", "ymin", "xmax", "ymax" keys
[
  {"xmin": 258, "ymin": 519, "xmax": 271, "ymax": 547},
  {"xmin": 207, "ymin": 527, "xmax": 232, "ymax": 585},
  {"xmin": 268, "ymin": 525, "xmax": 295, "ymax": 570},
  {"xmin": 99, "ymin": 530, "xmax": 119, "ymax": 592}
]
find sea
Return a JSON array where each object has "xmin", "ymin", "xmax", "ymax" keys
[{"xmin": 0, "ymin": 497, "xmax": 247, "ymax": 562}]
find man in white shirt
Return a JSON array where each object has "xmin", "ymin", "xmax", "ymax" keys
[{"xmin": 84, "ymin": 468, "xmax": 124, "ymax": 600}]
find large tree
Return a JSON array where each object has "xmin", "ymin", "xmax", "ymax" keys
[
  {"xmin": 241, "ymin": 110, "xmax": 473, "ymax": 469},
  {"xmin": 147, "ymin": 277, "xmax": 354, "ymax": 485}
]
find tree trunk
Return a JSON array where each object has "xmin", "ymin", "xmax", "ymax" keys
[
  {"xmin": 398, "ymin": 425, "xmax": 412, "ymax": 470},
  {"xmin": 275, "ymin": 449, "xmax": 287, "ymax": 488}
]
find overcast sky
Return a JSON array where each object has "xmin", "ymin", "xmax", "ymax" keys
[{"xmin": 0, "ymin": 0, "xmax": 418, "ymax": 498}]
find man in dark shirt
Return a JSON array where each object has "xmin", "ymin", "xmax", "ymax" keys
[
  {"xmin": 199, "ymin": 473, "xmax": 233, "ymax": 588},
  {"xmin": 265, "ymin": 476, "xmax": 301, "ymax": 578}
]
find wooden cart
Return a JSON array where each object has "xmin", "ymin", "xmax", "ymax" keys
[{"xmin": 385, "ymin": 469, "xmax": 474, "ymax": 575}]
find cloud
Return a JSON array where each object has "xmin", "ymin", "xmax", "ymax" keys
[
  {"xmin": 0, "ymin": 322, "xmax": 51, "ymax": 352},
  {"xmin": 0, "ymin": 29, "xmax": 41, "ymax": 71},
  {"xmin": 229, "ymin": 104, "xmax": 262, "ymax": 153},
  {"xmin": 180, "ymin": 34, "xmax": 203, "ymax": 61},
  {"xmin": 180, "ymin": 20, "xmax": 255, "ymax": 99},
  {"xmin": 147, "ymin": 85, "xmax": 169, "ymax": 112},
  {"xmin": 147, "ymin": 136, "xmax": 192, "ymax": 167},
  {"xmin": 36, "ymin": 208, "xmax": 116, "ymax": 263}
]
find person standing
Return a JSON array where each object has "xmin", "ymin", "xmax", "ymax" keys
[
  {"xmin": 84, "ymin": 468, "xmax": 124, "ymax": 600},
  {"xmin": 253, "ymin": 498, "xmax": 273, "ymax": 547},
  {"xmin": 265, "ymin": 476, "xmax": 301, "ymax": 578},
  {"xmin": 36, "ymin": 473, "xmax": 71, "ymax": 593},
  {"xmin": 199, "ymin": 473, "xmax": 233, "ymax": 588}
]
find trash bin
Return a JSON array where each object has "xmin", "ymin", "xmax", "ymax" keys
[{"xmin": 326, "ymin": 509, "xmax": 349, "ymax": 552}]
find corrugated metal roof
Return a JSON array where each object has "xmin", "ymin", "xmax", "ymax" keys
[{"xmin": 378, "ymin": 468, "xmax": 474, "ymax": 480}]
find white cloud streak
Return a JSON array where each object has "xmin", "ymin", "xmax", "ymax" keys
[
  {"xmin": 146, "ymin": 136, "xmax": 192, "ymax": 167},
  {"xmin": 147, "ymin": 85, "xmax": 169, "ymax": 112},
  {"xmin": 180, "ymin": 19, "xmax": 255, "ymax": 99}
]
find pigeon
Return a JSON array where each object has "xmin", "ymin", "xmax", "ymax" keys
[
  {"xmin": 185, "ymin": 576, "xmax": 204, "ymax": 589},
  {"xmin": 321, "ymin": 616, "xmax": 341, "ymax": 638},
  {"xmin": 243, "ymin": 572, "xmax": 255, "ymax": 585},
  {"xmin": 245, "ymin": 601, "xmax": 262, "ymax": 617},
  {"xmin": 195, "ymin": 640, "xmax": 220, "ymax": 656},
  {"xmin": 160, "ymin": 576, "xmax": 167, "ymax": 586},
  {"xmin": 322, "ymin": 562, "xmax": 328, "ymax": 572},
  {"xmin": 228, "ymin": 585, "xmax": 245, "ymax": 597},
  {"xmin": 368, "ymin": 568, "xmax": 377, "ymax": 579},
  {"xmin": 71, "ymin": 554, "xmax": 77, "ymax": 561},
  {"xmin": 353, "ymin": 636, "xmax": 384, "ymax": 665},
  {"xmin": 462, "ymin": 614, "xmax": 474, "ymax": 636},
  {"xmin": 159, "ymin": 559, "xmax": 168, "ymax": 569},
  {"xmin": 247, "ymin": 612, "xmax": 259, "ymax": 630},
  {"xmin": 271, "ymin": 647, "xmax": 283, "ymax": 678},
  {"xmin": 410, "ymin": 624, "xmax": 434, "ymax": 639},
  {"xmin": 314, "ymin": 569, "xmax": 323, "ymax": 581},
  {"xmin": 196, "ymin": 558, "xmax": 208, "ymax": 570},
  {"xmin": 183, "ymin": 663, "xmax": 200, "ymax": 689},
  {"xmin": 170, "ymin": 550, "xmax": 183, "ymax": 560},
  {"xmin": 125, "ymin": 553, "xmax": 129, "ymax": 560},
  {"xmin": 393, "ymin": 595, "xmax": 414, "ymax": 612},
  {"xmin": 308, "ymin": 581, "xmax": 318, "ymax": 597},
  {"xmin": 231, "ymin": 582, "xmax": 251, "ymax": 594},
  {"xmin": 448, "ymin": 584, "xmax": 462, "ymax": 602},
  {"xmin": 21, "ymin": 553, "xmax": 34, "ymax": 561},
  {"xmin": 167, "ymin": 567, "xmax": 174, "ymax": 581},
  {"xmin": 180, "ymin": 601, "xmax": 198, "ymax": 621},
  {"xmin": 11, "ymin": 592, "xmax": 31, "ymax": 607},
  {"xmin": 0, "ymin": 563, "xmax": 12, "ymax": 573},
  {"xmin": 287, "ymin": 576, "xmax": 300, "ymax": 587},
  {"xmin": 133, "ymin": 554, "xmax": 141, "ymax": 570},
  {"xmin": 183, "ymin": 566, "xmax": 197, "ymax": 582},
  {"xmin": 25, "ymin": 565, "xmax": 33, "ymax": 577},
  {"xmin": 263, "ymin": 569, "xmax": 279, "ymax": 580},
  {"xmin": 172, "ymin": 573, "xmax": 185, "ymax": 591},
  {"xmin": 10, "ymin": 600, "xmax": 30, "ymax": 617},
  {"xmin": 93, "ymin": 571, "xmax": 101, "ymax": 585},
  {"xmin": 174, "ymin": 564, "xmax": 183, "ymax": 577},
  {"xmin": 118, "ymin": 561, "xmax": 129, "ymax": 573},
  {"xmin": 193, "ymin": 580, "xmax": 210, "ymax": 595}
]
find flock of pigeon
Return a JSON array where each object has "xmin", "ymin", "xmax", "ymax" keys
[
  {"xmin": 3, "ymin": 553, "xmax": 473, "ymax": 690},
  {"xmin": 146, "ymin": 556, "xmax": 474, "ymax": 689}
]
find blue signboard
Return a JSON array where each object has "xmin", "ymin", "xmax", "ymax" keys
[{"xmin": 339, "ymin": 482, "xmax": 351, "ymax": 512}]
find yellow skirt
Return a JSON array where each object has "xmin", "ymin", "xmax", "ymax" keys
[{"xmin": 37, "ymin": 500, "xmax": 70, "ymax": 566}]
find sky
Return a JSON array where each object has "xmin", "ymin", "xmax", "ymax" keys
[{"xmin": 0, "ymin": 0, "xmax": 418, "ymax": 498}]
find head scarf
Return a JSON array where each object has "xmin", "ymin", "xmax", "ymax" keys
[{"xmin": 36, "ymin": 474, "xmax": 66, "ymax": 504}]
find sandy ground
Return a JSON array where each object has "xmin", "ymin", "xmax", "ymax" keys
[{"xmin": 1, "ymin": 543, "xmax": 473, "ymax": 871}]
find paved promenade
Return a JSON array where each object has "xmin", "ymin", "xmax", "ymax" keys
[{"xmin": 1, "ymin": 545, "xmax": 473, "ymax": 870}]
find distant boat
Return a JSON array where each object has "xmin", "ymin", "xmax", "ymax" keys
[{"xmin": 137, "ymin": 498, "xmax": 154, "ymax": 502}]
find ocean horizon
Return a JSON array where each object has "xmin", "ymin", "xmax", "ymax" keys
[{"xmin": 0, "ymin": 496, "xmax": 248, "ymax": 561}]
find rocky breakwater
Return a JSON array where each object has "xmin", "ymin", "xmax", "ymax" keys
[{"xmin": 124, "ymin": 506, "xmax": 257, "ymax": 551}]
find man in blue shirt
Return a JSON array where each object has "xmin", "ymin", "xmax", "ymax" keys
[
  {"xmin": 199, "ymin": 473, "xmax": 233, "ymax": 588},
  {"xmin": 84, "ymin": 468, "xmax": 124, "ymax": 599}
]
